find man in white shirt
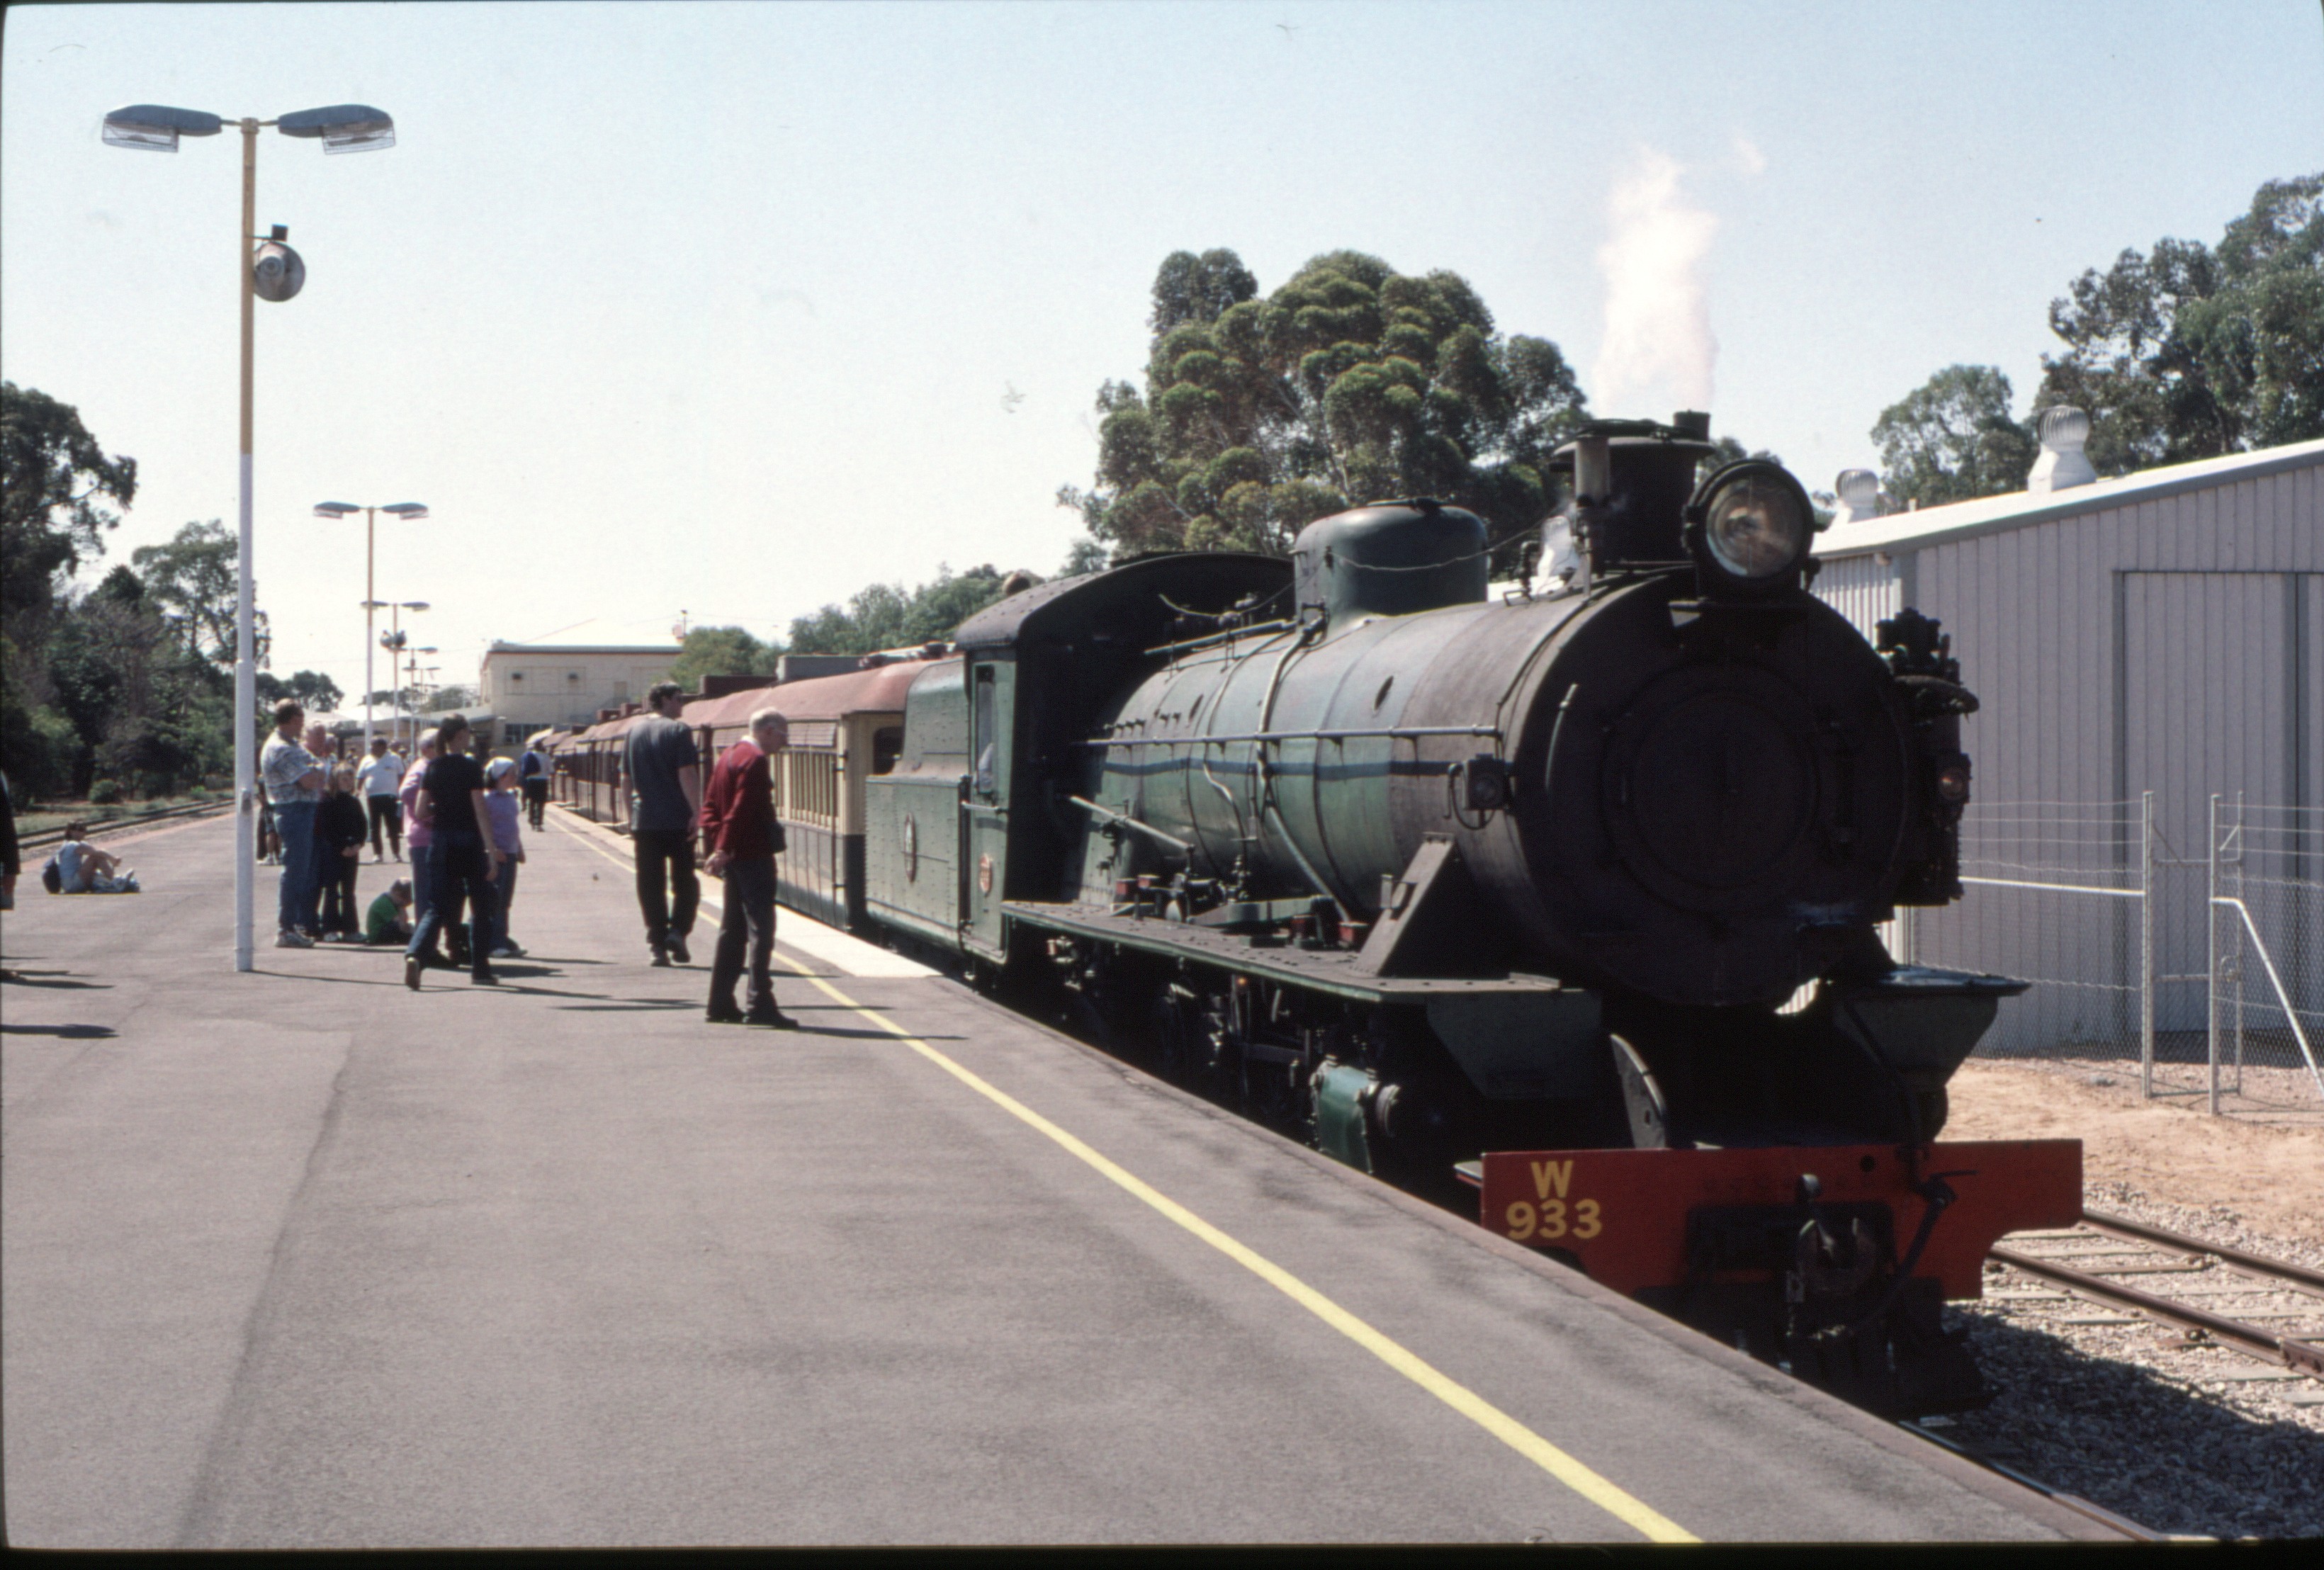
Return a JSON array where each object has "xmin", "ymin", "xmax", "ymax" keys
[{"xmin": 359, "ymin": 736, "xmax": 407, "ymax": 863}]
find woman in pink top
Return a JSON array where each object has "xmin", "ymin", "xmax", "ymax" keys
[{"xmin": 400, "ymin": 730, "xmax": 449, "ymax": 966}]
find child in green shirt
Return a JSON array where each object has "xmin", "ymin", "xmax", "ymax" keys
[{"xmin": 366, "ymin": 879, "xmax": 414, "ymax": 944}]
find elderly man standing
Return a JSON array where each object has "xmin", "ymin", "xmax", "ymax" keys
[
  {"xmin": 699, "ymin": 708, "xmax": 794, "ymax": 1027},
  {"xmin": 626, "ymin": 680, "xmax": 703, "ymax": 966},
  {"xmin": 259, "ymin": 699, "xmax": 327, "ymax": 947}
]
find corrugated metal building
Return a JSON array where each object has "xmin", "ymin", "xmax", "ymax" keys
[{"xmin": 1810, "ymin": 436, "xmax": 2324, "ymax": 1056}]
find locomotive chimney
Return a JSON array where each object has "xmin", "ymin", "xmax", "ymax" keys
[{"xmin": 1548, "ymin": 414, "xmax": 1717, "ymax": 573}]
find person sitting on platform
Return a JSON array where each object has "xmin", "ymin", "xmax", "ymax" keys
[
  {"xmin": 43, "ymin": 823, "xmax": 139, "ymax": 894},
  {"xmin": 366, "ymin": 878, "xmax": 414, "ymax": 945}
]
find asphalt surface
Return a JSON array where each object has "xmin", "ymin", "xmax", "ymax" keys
[{"xmin": 1, "ymin": 808, "xmax": 2117, "ymax": 1547}]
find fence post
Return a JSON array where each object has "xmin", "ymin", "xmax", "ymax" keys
[
  {"xmin": 2207, "ymin": 793, "xmax": 2221, "ymax": 1117},
  {"xmin": 2230, "ymin": 791, "xmax": 2246, "ymax": 1097},
  {"xmin": 2140, "ymin": 790, "xmax": 2155, "ymax": 1100}
]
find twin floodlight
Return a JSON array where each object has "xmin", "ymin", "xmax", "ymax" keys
[{"xmin": 101, "ymin": 103, "xmax": 396, "ymax": 304}]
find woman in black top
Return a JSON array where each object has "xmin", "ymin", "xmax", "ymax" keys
[{"xmin": 404, "ymin": 713, "xmax": 504, "ymax": 987}]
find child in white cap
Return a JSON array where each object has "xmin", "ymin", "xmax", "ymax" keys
[{"xmin": 482, "ymin": 756, "xmax": 526, "ymax": 957}]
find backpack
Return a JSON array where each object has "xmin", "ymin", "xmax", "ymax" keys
[{"xmin": 41, "ymin": 854, "xmax": 63, "ymax": 893}]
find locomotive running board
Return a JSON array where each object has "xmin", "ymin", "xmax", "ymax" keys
[
  {"xmin": 1470, "ymin": 1140, "xmax": 2083, "ymax": 1299},
  {"xmin": 1004, "ymin": 898, "xmax": 1569, "ymax": 1007}
]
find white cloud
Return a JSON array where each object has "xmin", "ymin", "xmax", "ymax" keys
[
  {"xmin": 1591, "ymin": 148, "xmax": 1719, "ymax": 415},
  {"xmin": 1731, "ymin": 133, "xmax": 1767, "ymax": 178}
]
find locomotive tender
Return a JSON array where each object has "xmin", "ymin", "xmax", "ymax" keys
[{"xmin": 564, "ymin": 413, "xmax": 2082, "ymax": 1415}]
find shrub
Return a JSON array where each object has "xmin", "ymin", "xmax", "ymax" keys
[{"xmin": 89, "ymin": 778, "xmax": 122, "ymax": 805}]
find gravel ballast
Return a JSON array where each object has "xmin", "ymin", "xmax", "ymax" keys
[{"xmin": 1931, "ymin": 1180, "xmax": 2324, "ymax": 1540}]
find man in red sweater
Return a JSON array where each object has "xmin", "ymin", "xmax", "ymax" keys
[{"xmin": 699, "ymin": 708, "xmax": 794, "ymax": 1027}]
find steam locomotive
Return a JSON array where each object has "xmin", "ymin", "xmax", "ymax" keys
[{"xmin": 558, "ymin": 414, "xmax": 2080, "ymax": 1416}]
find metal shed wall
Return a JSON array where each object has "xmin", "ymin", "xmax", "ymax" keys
[{"xmin": 1815, "ymin": 451, "xmax": 2323, "ymax": 1055}]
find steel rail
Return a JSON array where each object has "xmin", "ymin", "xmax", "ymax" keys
[
  {"xmin": 16, "ymin": 798, "xmax": 234, "ymax": 852},
  {"xmin": 1987, "ymin": 1244, "xmax": 2324, "ymax": 1376},
  {"xmin": 2080, "ymin": 1208, "xmax": 2324, "ymax": 1294}
]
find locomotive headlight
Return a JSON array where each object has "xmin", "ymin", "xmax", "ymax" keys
[{"xmin": 1686, "ymin": 461, "xmax": 1816, "ymax": 591}]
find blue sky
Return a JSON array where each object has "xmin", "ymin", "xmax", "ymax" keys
[{"xmin": 4, "ymin": 1, "xmax": 2320, "ymax": 698}]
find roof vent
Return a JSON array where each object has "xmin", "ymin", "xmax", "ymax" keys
[
  {"xmin": 2027, "ymin": 406, "xmax": 2096, "ymax": 495},
  {"xmin": 1832, "ymin": 468, "xmax": 1885, "ymax": 525}
]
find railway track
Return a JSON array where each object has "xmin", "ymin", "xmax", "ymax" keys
[
  {"xmin": 16, "ymin": 798, "xmax": 233, "ymax": 852},
  {"xmin": 1986, "ymin": 1209, "xmax": 2324, "ymax": 1378}
]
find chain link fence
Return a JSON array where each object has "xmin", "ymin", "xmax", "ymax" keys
[{"xmin": 1897, "ymin": 796, "xmax": 2323, "ymax": 1119}]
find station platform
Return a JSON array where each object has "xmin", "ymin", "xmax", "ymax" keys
[{"xmin": 1, "ymin": 807, "xmax": 2122, "ymax": 1547}]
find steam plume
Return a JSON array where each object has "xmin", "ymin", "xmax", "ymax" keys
[{"xmin": 1591, "ymin": 149, "xmax": 1718, "ymax": 414}]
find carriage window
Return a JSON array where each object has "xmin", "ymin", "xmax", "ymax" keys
[
  {"xmin": 972, "ymin": 667, "xmax": 998, "ymax": 797},
  {"xmin": 872, "ymin": 727, "xmax": 903, "ymax": 776}
]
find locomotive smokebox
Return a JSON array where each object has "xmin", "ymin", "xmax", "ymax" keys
[{"xmin": 1293, "ymin": 499, "xmax": 1488, "ymax": 634}]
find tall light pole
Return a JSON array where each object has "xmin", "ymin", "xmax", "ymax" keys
[
  {"xmin": 317, "ymin": 502, "xmax": 428, "ymax": 752},
  {"xmin": 103, "ymin": 101, "xmax": 397, "ymax": 973},
  {"xmin": 377, "ymin": 606, "xmax": 430, "ymax": 747}
]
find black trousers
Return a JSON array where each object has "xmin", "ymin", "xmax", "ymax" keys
[
  {"xmin": 320, "ymin": 852, "xmax": 362, "ymax": 934},
  {"xmin": 368, "ymin": 795, "xmax": 402, "ymax": 855},
  {"xmin": 709, "ymin": 855, "xmax": 776, "ymax": 1014},
  {"xmin": 523, "ymin": 779, "xmax": 548, "ymax": 829},
  {"xmin": 407, "ymin": 832, "xmax": 498, "ymax": 979},
  {"xmin": 633, "ymin": 828, "xmax": 699, "ymax": 947}
]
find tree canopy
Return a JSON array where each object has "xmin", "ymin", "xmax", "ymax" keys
[
  {"xmin": 1060, "ymin": 248, "xmax": 1589, "ymax": 565},
  {"xmin": 0, "ymin": 387, "xmax": 322, "ymax": 800},
  {"xmin": 1, "ymin": 381, "xmax": 138, "ymax": 622},
  {"xmin": 1871, "ymin": 172, "xmax": 2324, "ymax": 507},
  {"xmin": 1871, "ymin": 366, "xmax": 2041, "ymax": 509},
  {"xmin": 255, "ymin": 670, "xmax": 346, "ymax": 714},
  {"xmin": 786, "ymin": 564, "xmax": 1016, "ymax": 656},
  {"xmin": 669, "ymin": 625, "xmax": 782, "ymax": 689},
  {"xmin": 2039, "ymin": 174, "xmax": 2323, "ymax": 473}
]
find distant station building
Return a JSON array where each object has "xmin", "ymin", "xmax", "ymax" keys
[
  {"xmin": 1812, "ymin": 411, "xmax": 2323, "ymax": 1058},
  {"xmin": 476, "ymin": 642, "xmax": 684, "ymax": 747}
]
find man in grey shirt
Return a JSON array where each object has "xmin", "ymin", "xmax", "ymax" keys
[
  {"xmin": 626, "ymin": 680, "xmax": 703, "ymax": 965},
  {"xmin": 259, "ymin": 698, "xmax": 327, "ymax": 946}
]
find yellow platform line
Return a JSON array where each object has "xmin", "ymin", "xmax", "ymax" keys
[{"xmin": 547, "ymin": 813, "xmax": 1696, "ymax": 1543}]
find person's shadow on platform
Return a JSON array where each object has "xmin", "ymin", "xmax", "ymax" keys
[
  {"xmin": 0, "ymin": 968, "xmax": 111, "ymax": 990},
  {"xmin": 1, "ymin": 1022, "xmax": 118, "ymax": 1039}
]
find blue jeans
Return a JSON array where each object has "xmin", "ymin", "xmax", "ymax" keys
[
  {"xmin": 409, "ymin": 841, "xmax": 436, "ymax": 927},
  {"xmin": 481, "ymin": 858, "xmax": 518, "ymax": 951},
  {"xmin": 273, "ymin": 801, "xmax": 318, "ymax": 934}
]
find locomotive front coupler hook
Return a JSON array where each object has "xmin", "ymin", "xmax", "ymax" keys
[{"xmin": 1825, "ymin": 1168, "xmax": 1978, "ymax": 1345}]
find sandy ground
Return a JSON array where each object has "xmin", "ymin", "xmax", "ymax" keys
[{"xmin": 1946, "ymin": 1060, "xmax": 2324, "ymax": 1246}]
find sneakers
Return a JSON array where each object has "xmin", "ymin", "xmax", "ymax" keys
[
  {"xmin": 668, "ymin": 934, "xmax": 692, "ymax": 965},
  {"xmin": 372, "ymin": 851, "xmax": 385, "ymax": 864},
  {"xmin": 471, "ymin": 969, "xmax": 500, "ymax": 986},
  {"xmin": 705, "ymin": 1004, "xmax": 745, "ymax": 1024},
  {"xmin": 404, "ymin": 954, "xmax": 422, "ymax": 990},
  {"xmin": 743, "ymin": 1006, "xmax": 796, "ymax": 1029},
  {"xmin": 650, "ymin": 944, "xmax": 672, "ymax": 968},
  {"xmin": 490, "ymin": 943, "xmax": 524, "ymax": 959},
  {"xmin": 276, "ymin": 928, "xmax": 315, "ymax": 949}
]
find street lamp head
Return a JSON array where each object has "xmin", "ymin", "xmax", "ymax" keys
[
  {"xmin": 252, "ymin": 241, "xmax": 305, "ymax": 303},
  {"xmin": 315, "ymin": 502, "xmax": 360, "ymax": 518},
  {"xmin": 102, "ymin": 104, "xmax": 222, "ymax": 152},
  {"xmin": 381, "ymin": 503, "xmax": 429, "ymax": 519},
  {"xmin": 400, "ymin": 601, "xmax": 431, "ymax": 612},
  {"xmin": 276, "ymin": 104, "xmax": 395, "ymax": 154}
]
